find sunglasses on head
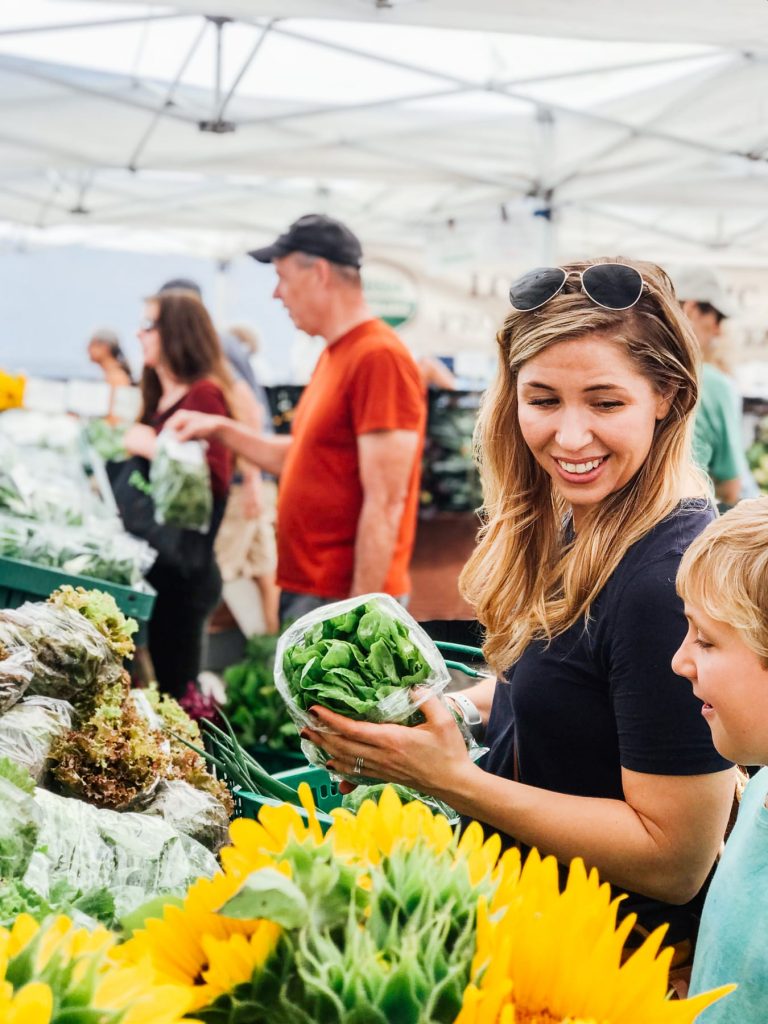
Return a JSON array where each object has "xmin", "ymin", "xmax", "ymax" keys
[{"xmin": 508, "ymin": 263, "xmax": 645, "ymax": 313}]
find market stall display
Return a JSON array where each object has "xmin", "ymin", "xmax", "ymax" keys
[
  {"xmin": 0, "ymin": 587, "xmax": 739, "ymax": 1022},
  {"xmin": 0, "ymin": 585, "xmax": 232, "ymax": 932},
  {"xmin": 421, "ymin": 389, "xmax": 484, "ymax": 514},
  {"xmin": 0, "ymin": 410, "xmax": 157, "ymax": 628},
  {"xmin": 746, "ymin": 413, "xmax": 768, "ymax": 493},
  {"xmin": 1, "ymin": 785, "xmax": 732, "ymax": 1023}
]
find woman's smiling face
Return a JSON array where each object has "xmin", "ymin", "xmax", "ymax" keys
[{"xmin": 516, "ymin": 333, "xmax": 672, "ymax": 527}]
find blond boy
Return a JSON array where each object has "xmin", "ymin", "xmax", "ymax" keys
[{"xmin": 672, "ymin": 496, "xmax": 768, "ymax": 1022}]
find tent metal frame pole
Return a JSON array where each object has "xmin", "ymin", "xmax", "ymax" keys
[
  {"xmin": 126, "ymin": 19, "xmax": 210, "ymax": 171},
  {"xmin": 0, "ymin": 56, "xmax": 201, "ymax": 125},
  {"xmin": 215, "ymin": 20, "xmax": 276, "ymax": 122},
  {"xmin": 551, "ymin": 53, "xmax": 748, "ymax": 190},
  {"xmin": 236, "ymin": 82, "xmax": 471, "ymax": 128},
  {"xmin": 572, "ymin": 202, "xmax": 725, "ymax": 248},
  {"xmin": 260, "ymin": 24, "xmax": 762, "ymax": 166}
]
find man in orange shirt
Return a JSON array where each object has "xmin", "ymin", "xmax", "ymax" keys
[{"xmin": 170, "ymin": 214, "xmax": 426, "ymax": 625}]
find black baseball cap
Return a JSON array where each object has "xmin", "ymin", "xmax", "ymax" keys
[{"xmin": 248, "ymin": 213, "xmax": 363, "ymax": 268}]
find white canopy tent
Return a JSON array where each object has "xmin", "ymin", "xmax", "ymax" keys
[{"xmin": 0, "ymin": 1, "xmax": 767, "ymax": 269}]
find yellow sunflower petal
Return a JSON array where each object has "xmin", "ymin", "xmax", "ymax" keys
[
  {"xmin": 3, "ymin": 981, "xmax": 53, "ymax": 1024},
  {"xmin": 462, "ymin": 853, "xmax": 733, "ymax": 1024}
]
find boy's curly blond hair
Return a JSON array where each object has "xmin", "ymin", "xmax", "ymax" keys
[{"xmin": 677, "ymin": 497, "xmax": 768, "ymax": 667}]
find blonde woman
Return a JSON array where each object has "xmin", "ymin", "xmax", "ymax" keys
[{"xmin": 305, "ymin": 259, "xmax": 736, "ymax": 964}]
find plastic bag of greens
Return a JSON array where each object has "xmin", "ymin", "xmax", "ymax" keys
[
  {"xmin": 59, "ymin": 529, "xmax": 157, "ymax": 585},
  {"xmin": 143, "ymin": 779, "xmax": 230, "ymax": 854},
  {"xmin": 0, "ymin": 757, "xmax": 40, "ymax": 879},
  {"xmin": 275, "ymin": 594, "xmax": 456, "ymax": 785},
  {"xmin": 0, "ymin": 696, "xmax": 73, "ymax": 782},
  {"xmin": 0, "ymin": 603, "xmax": 123, "ymax": 709},
  {"xmin": 149, "ymin": 430, "xmax": 212, "ymax": 532},
  {"xmin": 24, "ymin": 788, "xmax": 218, "ymax": 918},
  {"xmin": 0, "ymin": 513, "xmax": 34, "ymax": 558},
  {"xmin": 0, "ymin": 629, "xmax": 36, "ymax": 713},
  {"xmin": 84, "ymin": 419, "xmax": 128, "ymax": 463}
]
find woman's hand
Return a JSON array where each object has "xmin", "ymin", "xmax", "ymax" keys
[
  {"xmin": 302, "ymin": 694, "xmax": 475, "ymax": 797},
  {"xmin": 123, "ymin": 423, "xmax": 157, "ymax": 459}
]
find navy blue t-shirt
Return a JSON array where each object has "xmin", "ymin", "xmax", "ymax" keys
[{"xmin": 481, "ymin": 499, "xmax": 731, "ymax": 940}]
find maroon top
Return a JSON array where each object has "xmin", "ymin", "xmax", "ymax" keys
[{"xmin": 151, "ymin": 379, "xmax": 233, "ymax": 500}]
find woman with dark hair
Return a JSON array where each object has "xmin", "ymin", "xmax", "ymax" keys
[
  {"xmin": 120, "ymin": 289, "xmax": 235, "ymax": 697},
  {"xmin": 88, "ymin": 328, "xmax": 133, "ymax": 420}
]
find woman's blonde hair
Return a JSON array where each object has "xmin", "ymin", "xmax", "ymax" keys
[
  {"xmin": 460, "ymin": 257, "xmax": 708, "ymax": 674},
  {"xmin": 677, "ymin": 497, "xmax": 768, "ymax": 667}
]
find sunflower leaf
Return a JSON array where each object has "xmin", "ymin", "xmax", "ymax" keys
[{"xmin": 219, "ymin": 868, "xmax": 308, "ymax": 929}]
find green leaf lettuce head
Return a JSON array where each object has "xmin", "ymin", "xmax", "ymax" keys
[
  {"xmin": 48, "ymin": 584, "xmax": 138, "ymax": 660},
  {"xmin": 0, "ymin": 876, "xmax": 115, "ymax": 928}
]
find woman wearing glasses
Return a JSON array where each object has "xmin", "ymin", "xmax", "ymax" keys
[
  {"xmin": 305, "ymin": 258, "xmax": 736, "ymax": 972},
  {"xmin": 119, "ymin": 289, "xmax": 234, "ymax": 697}
]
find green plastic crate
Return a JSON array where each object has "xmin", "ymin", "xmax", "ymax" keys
[
  {"xmin": 0, "ymin": 555, "xmax": 156, "ymax": 626},
  {"xmin": 235, "ymin": 765, "xmax": 341, "ymax": 830},
  {"xmin": 244, "ymin": 746, "xmax": 308, "ymax": 776}
]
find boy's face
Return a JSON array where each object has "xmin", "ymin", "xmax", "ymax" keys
[{"xmin": 672, "ymin": 600, "xmax": 768, "ymax": 765}]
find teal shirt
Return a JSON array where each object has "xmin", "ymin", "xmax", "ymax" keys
[
  {"xmin": 689, "ymin": 767, "xmax": 768, "ymax": 1022},
  {"xmin": 693, "ymin": 363, "xmax": 745, "ymax": 484}
]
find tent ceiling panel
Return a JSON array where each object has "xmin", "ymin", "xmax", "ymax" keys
[
  {"xmin": 2, "ymin": 5, "xmax": 768, "ymax": 265},
  {"xmin": 93, "ymin": 1, "xmax": 764, "ymax": 48}
]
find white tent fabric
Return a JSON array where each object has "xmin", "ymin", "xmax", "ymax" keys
[
  {"xmin": 97, "ymin": 0, "xmax": 764, "ymax": 48},
  {"xmin": 1, "ymin": 3, "xmax": 768, "ymax": 268}
]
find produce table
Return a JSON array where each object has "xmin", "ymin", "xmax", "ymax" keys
[{"xmin": 0, "ymin": 555, "xmax": 155, "ymax": 627}]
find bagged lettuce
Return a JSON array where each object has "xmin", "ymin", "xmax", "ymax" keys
[
  {"xmin": 0, "ymin": 757, "xmax": 40, "ymax": 879},
  {"xmin": 23, "ymin": 788, "xmax": 218, "ymax": 918},
  {"xmin": 0, "ymin": 696, "xmax": 73, "ymax": 782},
  {"xmin": 275, "ymin": 594, "xmax": 454, "ymax": 784},
  {"xmin": 149, "ymin": 430, "xmax": 212, "ymax": 532}
]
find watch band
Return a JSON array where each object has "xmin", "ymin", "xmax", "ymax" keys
[{"xmin": 450, "ymin": 692, "xmax": 484, "ymax": 741}]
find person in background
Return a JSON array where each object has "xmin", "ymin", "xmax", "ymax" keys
[
  {"xmin": 87, "ymin": 327, "xmax": 133, "ymax": 421},
  {"xmin": 673, "ymin": 497, "xmax": 768, "ymax": 1022},
  {"xmin": 675, "ymin": 266, "xmax": 747, "ymax": 506},
  {"xmin": 417, "ymin": 354, "xmax": 458, "ymax": 390},
  {"xmin": 305, "ymin": 259, "xmax": 735, "ymax": 983},
  {"xmin": 169, "ymin": 213, "xmax": 426, "ymax": 626},
  {"xmin": 214, "ymin": 324, "xmax": 280, "ymax": 634},
  {"xmin": 158, "ymin": 280, "xmax": 277, "ymax": 632},
  {"xmin": 120, "ymin": 289, "xmax": 234, "ymax": 697}
]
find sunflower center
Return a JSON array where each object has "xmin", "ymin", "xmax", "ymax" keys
[{"xmin": 514, "ymin": 1010, "xmax": 564, "ymax": 1024}]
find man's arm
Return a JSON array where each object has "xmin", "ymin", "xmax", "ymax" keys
[
  {"xmin": 167, "ymin": 409, "xmax": 292, "ymax": 477},
  {"xmin": 350, "ymin": 429, "xmax": 420, "ymax": 595},
  {"xmin": 714, "ymin": 476, "xmax": 741, "ymax": 505}
]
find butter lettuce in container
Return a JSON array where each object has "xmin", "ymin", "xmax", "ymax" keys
[{"xmin": 276, "ymin": 594, "xmax": 459, "ymax": 785}]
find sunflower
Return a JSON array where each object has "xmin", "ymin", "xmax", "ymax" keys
[
  {"xmin": 118, "ymin": 793, "xmax": 330, "ymax": 1010},
  {"xmin": 0, "ymin": 914, "xmax": 193, "ymax": 1024},
  {"xmin": 116, "ymin": 870, "xmax": 283, "ymax": 1010},
  {"xmin": 328, "ymin": 783, "xmax": 457, "ymax": 865},
  {"xmin": 455, "ymin": 849, "xmax": 735, "ymax": 1024}
]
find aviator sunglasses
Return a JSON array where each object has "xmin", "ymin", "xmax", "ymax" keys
[{"xmin": 508, "ymin": 263, "xmax": 645, "ymax": 312}]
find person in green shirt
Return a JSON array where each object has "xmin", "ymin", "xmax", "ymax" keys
[{"xmin": 675, "ymin": 266, "xmax": 745, "ymax": 506}]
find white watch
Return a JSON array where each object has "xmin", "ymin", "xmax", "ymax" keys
[{"xmin": 449, "ymin": 692, "xmax": 484, "ymax": 741}]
